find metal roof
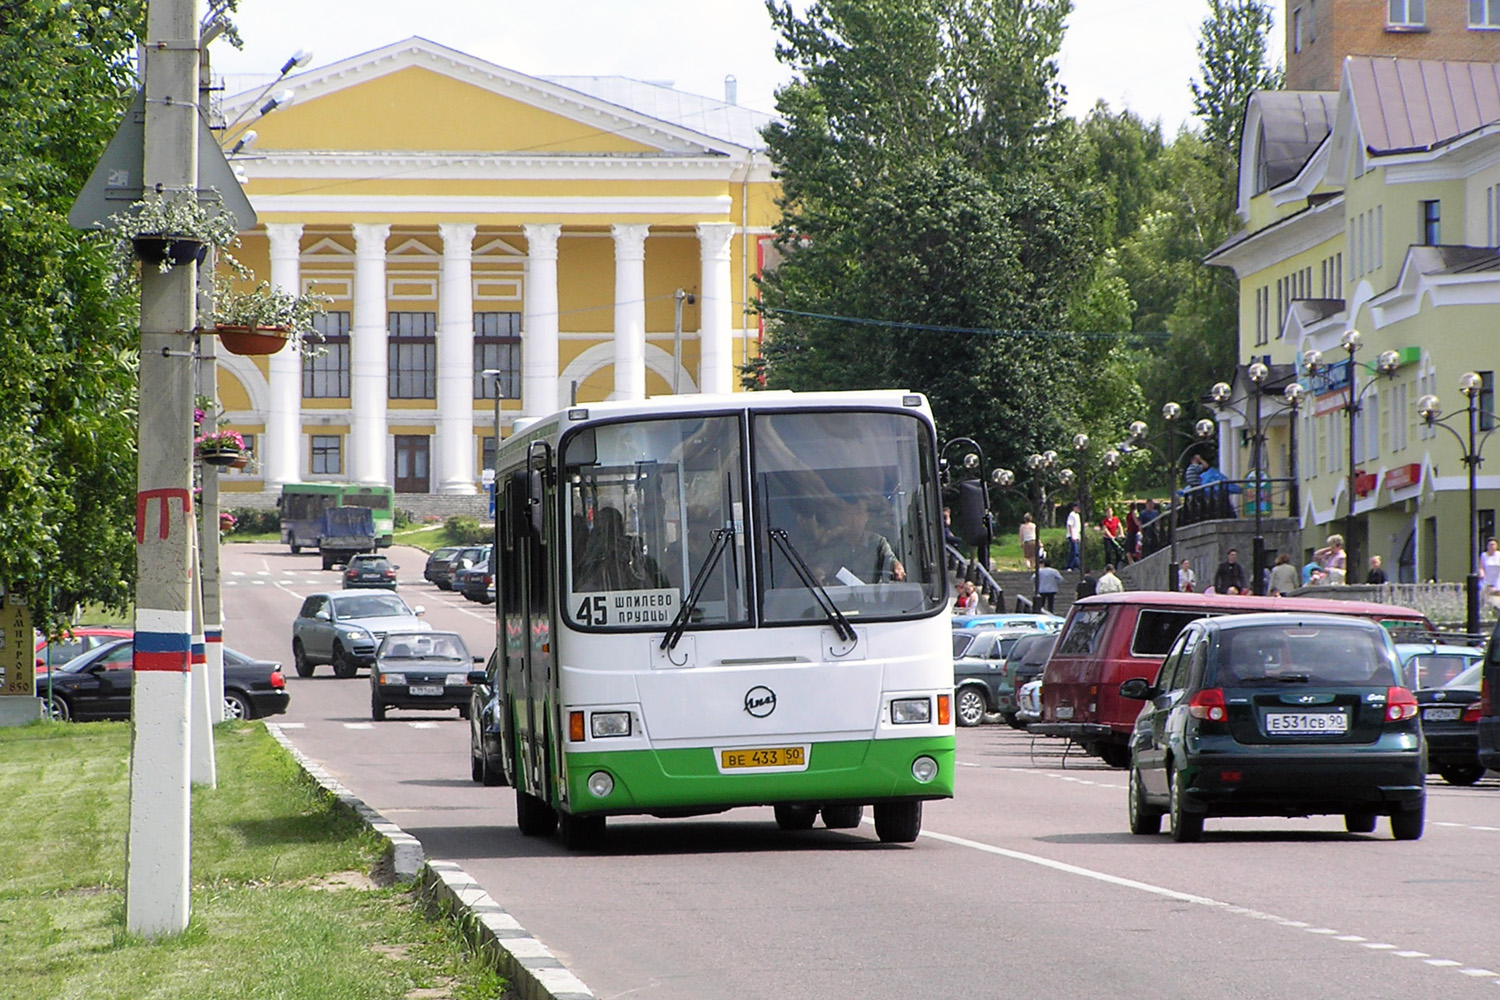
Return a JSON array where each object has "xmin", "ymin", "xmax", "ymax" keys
[
  {"xmin": 542, "ymin": 75, "xmax": 774, "ymax": 151},
  {"xmin": 1346, "ymin": 56, "xmax": 1500, "ymax": 153},
  {"xmin": 1251, "ymin": 90, "xmax": 1338, "ymax": 188}
]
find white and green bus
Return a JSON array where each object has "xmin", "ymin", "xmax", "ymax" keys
[{"xmin": 492, "ymin": 390, "xmax": 954, "ymax": 848}]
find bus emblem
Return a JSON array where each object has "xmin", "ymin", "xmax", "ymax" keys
[{"xmin": 743, "ymin": 686, "xmax": 776, "ymax": 718}]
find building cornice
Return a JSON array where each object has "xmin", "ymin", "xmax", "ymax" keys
[
  {"xmin": 248, "ymin": 194, "xmax": 735, "ymax": 218},
  {"xmin": 1204, "ymin": 196, "xmax": 1345, "ymax": 277},
  {"xmin": 240, "ymin": 151, "xmax": 776, "ymax": 185}
]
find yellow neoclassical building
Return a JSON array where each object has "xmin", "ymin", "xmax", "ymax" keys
[{"xmin": 214, "ymin": 38, "xmax": 778, "ymax": 497}]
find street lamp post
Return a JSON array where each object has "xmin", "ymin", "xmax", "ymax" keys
[
  {"xmin": 1306, "ymin": 332, "xmax": 1401, "ymax": 574},
  {"xmin": 1417, "ymin": 373, "xmax": 1491, "ymax": 637},
  {"xmin": 941, "ymin": 437, "xmax": 995, "ymax": 577},
  {"xmin": 1124, "ymin": 403, "xmax": 1215, "ymax": 592}
]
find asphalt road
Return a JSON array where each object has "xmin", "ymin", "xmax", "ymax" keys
[{"xmin": 221, "ymin": 540, "xmax": 1500, "ymax": 1000}]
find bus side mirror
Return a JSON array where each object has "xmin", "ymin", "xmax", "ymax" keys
[
  {"xmin": 527, "ymin": 469, "xmax": 546, "ymax": 536},
  {"xmin": 956, "ymin": 480, "xmax": 990, "ymax": 548}
]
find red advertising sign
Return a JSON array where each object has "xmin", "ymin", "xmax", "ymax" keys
[{"xmin": 1384, "ymin": 462, "xmax": 1422, "ymax": 491}]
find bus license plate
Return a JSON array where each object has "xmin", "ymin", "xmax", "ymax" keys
[
  {"xmin": 718, "ymin": 745, "xmax": 809, "ymax": 772},
  {"xmin": 1265, "ymin": 712, "xmax": 1347, "ymax": 734}
]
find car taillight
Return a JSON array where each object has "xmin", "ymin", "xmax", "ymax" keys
[
  {"xmin": 270, "ymin": 669, "xmax": 285, "ymax": 689},
  {"xmin": 1385, "ymin": 686, "xmax": 1418, "ymax": 722},
  {"xmin": 1188, "ymin": 688, "xmax": 1227, "ymax": 722},
  {"xmin": 346, "ymin": 569, "xmax": 357, "ymax": 579},
  {"xmin": 384, "ymin": 569, "xmax": 395, "ymax": 579},
  {"xmin": 1463, "ymin": 703, "xmax": 1483, "ymax": 724}
]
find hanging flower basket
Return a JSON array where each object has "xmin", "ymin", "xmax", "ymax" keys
[
  {"xmin": 195, "ymin": 429, "xmax": 245, "ymax": 467},
  {"xmin": 131, "ymin": 233, "xmax": 209, "ymax": 268},
  {"xmin": 215, "ymin": 324, "xmax": 292, "ymax": 357}
]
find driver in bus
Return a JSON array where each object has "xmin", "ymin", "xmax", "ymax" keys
[
  {"xmin": 811, "ymin": 498, "xmax": 906, "ymax": 586},
  {"xmin": 575, "ymin": 506, "xmax": 668, "ymax": 592}
]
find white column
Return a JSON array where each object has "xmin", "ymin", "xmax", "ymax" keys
[
  {"xmin": 522, "ymin": 224, "xmax": 561, "ymax": 416},
  {"xmin": 696, "ymin": 222, "xmax": 736, "ymax": 396},
  {"xmin": 264, "ymin": 223, "xmax": 304, "ymax": 486},
  {"xmin": 436, "ymin": 223, "xmax": 477, "ymax": 494},
  {"xmin": 611, "ymin": 223, "xmax": 649, "ymax": 401},
  {"xmin": 351, "ymin": 224, "xmax": 390, "ymax": 485}
]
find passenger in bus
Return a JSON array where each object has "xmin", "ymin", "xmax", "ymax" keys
[
  {"xmin": 575, "ymin": 506, "xmax": 667, "ymax": 591},
  {"xmin": 811, "ymin": 499, "xmax": 906, "ymax": 586}
]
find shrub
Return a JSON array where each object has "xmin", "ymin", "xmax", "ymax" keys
[
  {"xmin": 228, "ymin": 507, "xmax": 280, "ymax": 534},
  {"xmin": 395, "ymin": 508, "xmax": 414, "ymax": 529},
  {"xmin": 445, "ymin": 515, "xmax": 488, "ymax": 545}
]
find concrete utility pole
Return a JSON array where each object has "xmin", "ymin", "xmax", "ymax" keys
[
  {"xmin": 126, "ymin": 0, "xmax": 202, "ymax": 939},
  {"xmin": 197, "ymin": 42, "xmax": 226, "ymax": 731}
]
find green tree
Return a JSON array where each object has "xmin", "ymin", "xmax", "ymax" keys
[
  {"xmin": 1191, "ymin": 0, "xmax": 1282, "ymax": 155},
  {"xmin": 0, "ymin": 1, "xmax": 147, "ymax": 631},
  {"xmin": 759, "ymin": 0, "xmax": 1102, "ymax": 476}
]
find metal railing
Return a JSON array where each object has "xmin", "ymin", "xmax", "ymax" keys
[
  {"xmin": 1140, "ymin": 476, "xmax": 1298, "ymax": 559},
  {"xmin": 945, "ymin": 543, "xmax": 1004, "ymax": 611}
]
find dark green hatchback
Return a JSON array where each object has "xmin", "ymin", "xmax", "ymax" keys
[{"xmin": 1121, "ymin": 612, "xmax": 1425, "ymax": 842}]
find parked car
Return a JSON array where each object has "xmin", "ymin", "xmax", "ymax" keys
[
  {"xmin": 1396, "ymin": 641, "xmax": 1482, "ymax": 690},
  {"xmin": 953, "ymin": 627, "xmax": 1038, "ymax": 726},
  {"xmin": 369, "ymin": 631, "xmax": 480, "ymax": 721},
  {"xmin": 434, "ymin": 545, "xmax": 487, "ymax": 593},
  {"xmin": 1477, "ymin": 620, "xmax": 1500, "ymax": 771},
  {"xmin": 342, "ymin": 553, "xmax": 399, "ymax": 590},
  {"xmin": 424, "ymin": 546, "xmax": 463, "ymax": 588},
  {"xmin": 454, "ymin": 545, "xmax": 495, "ymax": 604},
  {"xmin": 1033, "ymin": 591, "xmax": 1434, "ymax": 768},
  {"xmin": 1121, "ymin": 613, "xmax": 1425, "ymax": 842},
  {"xmin": 1002, "ymin": 632, "xmax": 1059, "ymax": 729},
  {"xmin": 1415, "ymin": 660, "xmax": 1486, "ymax": 785},
  {"xmin": 1015, "ymin": 678, "xmax": 1043, "ymax": 726},
  {"xmin": 34, "ymin": 627, "xmax": 133, "ymax": 673},
  {"xmin": 291, "ymin": 591, "xmax": 429, "ymax": 678},
  {"xmin": 37, "ymin": 638, "xmax": 289, "ymax": 722},
  {"xmin": 951, "ymin": 612, "xmax": 1064, "ymax": 632},
  {"xmin": 468, "ymin": 648, "xmax": 508, "ymax": 786}
]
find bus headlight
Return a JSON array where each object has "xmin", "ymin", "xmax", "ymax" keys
[
  {"xmin": 891, "ymin": 698, "xmax": 932, "ymax": 724},
  {"xmin": 591, "ymin": 711, "xmax": 632, "ymax": 737},
  {"xmin": 587, "ymin": 771, "xmax": 615, "ymax": 798},
  {"xmin": 911, "ymin": 756, "xmax": 939, "ymax": 783}
]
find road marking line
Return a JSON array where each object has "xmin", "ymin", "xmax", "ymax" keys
[
  {"xmin": 1363, "ymin": 943, "xmax": 1397, "ymax": 950},
  {"xmin": 344, "ymin": 722, "xmax": 375, "ymax": 730},
  {"xmin": 1461, "ymin": 969, "xmax": 1500, "ymax": 977},
  {"xmin": 409, "ymin": 722, "xmax": 439, "ymax": 729},
  {"xmin": 1336, "ymin": 935, "xmax": 1367, "ymax": 942},
  {"xmin": 1425, "ymin": 959, "xmax": 1462, "ymax": 967},
  {"xmin": 277, "ymin": 722, "xmax": 305, "ymax": 729},
  {"xmin": 1394, "ymin": 952, "xmax": 1429, "ymax": 958}
]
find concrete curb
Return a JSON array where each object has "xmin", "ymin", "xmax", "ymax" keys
[{"xmin": 265, "ymin": 724, "xmax": 597, "ymax": 1000}]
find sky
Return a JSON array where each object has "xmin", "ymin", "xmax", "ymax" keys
[{"xmin": 210, "ymin": 0, "xmax": 1241, "ymax": 135}]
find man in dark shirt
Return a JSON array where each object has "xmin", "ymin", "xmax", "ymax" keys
[{"xmin": 1213, "ymin": 548, "xmax": 1247, "ymax": 595}]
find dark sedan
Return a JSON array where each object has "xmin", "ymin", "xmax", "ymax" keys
[
  {"xmin": 1122, "ymin": 613, "xmax": 1425, "ymax": 842},
  {"xmin": 342, "ymin": 553, "xmax": 399, "ymax": 590},
  {"xmin": 454, "ymin": 547, "xmax": 494, "ymax": 604},
  {"xmin": 38, "ymin": 638, "xmax": 290, "ymax": 722},
  {"xmin": 430, "ymin": 545, "xmax": 485, "ymax": 592},
  {"xmin": 423, "ymin": 546, "xmax": 462, "ymax": 589},
  {"xmin": 468, "ymin": 648, "xmax": 508, "ymax": 786},
  {"xmin": 370, "ymin": 631, "xmax": 480, "ymax": 721},
  {"xmin": 1416, "ymin": 661, "xmax": 1486, "ymax": 785}
]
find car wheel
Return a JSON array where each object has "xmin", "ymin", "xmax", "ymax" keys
[
  {"xmin": 955, "ymin": 686, "xmax": 988, "ymax": 727},
  {"xmin": 1097, "ymin": 743, "xmax": 1132, "ymax": 769},
  {"xmin": 821, "ymin": 804, "xmax": 863, "ymax": 829},
  {"xmin": 292, "ymin": 640, "xmax": 315, "ymax": 678},
  {"xmin": 331, "ymin": 645, "xmax": 357, "ymax": 679},
  {"xmin": 1168, "ymin": 771, "xmax": 1203, "ymax": 843},
  {"xmin": 1344, "ymin": 811, "xmax": 1377, "ymax": 834},
  {"xmin": 1391, "ymin": 802, "xmax": 1425, "ymax": 841},
  {"xmin": 773, "ymin": 804, "xmax": 817, "ymax": 830},
  {"xmin": 322, "ymin": 552, "xmax": 335, "ymax": 571},
  {"xmin": 458, "ymin": 703, "xmax": 471, "ymax": 721},
  {"xmin": 370, "ymin": 694, "xmax": 386, "ymax": 721},
  {"xmin": 1003, "ymin": 712, "xmax": 1027, "ymax": 730},
  {"xmin": 223, "ymin": 690, "xmax": 254, "ymax": 721},
  {"xmin": 1438, "ymin": 764, "xmax": 1486, "ymax": 786},
  {"xmin": 471, "ymin": 751, "xmax": 484, "ymax": 783},
  {"xmin": 437, "ymin": 581, "xmax": 452, "ymax": 592},
  {"xmin": 873, "ymin": 801, "xmax": 922, "ymax": 843},
  {"xmin": 557, "ymin": 811, "xmax": 606, "ymax": 850},
  {"xmin": 1128, "ymin": 764, "xmax": 1163, "ymax": 835},
  {"xmin": 41, "ymin": 694, "xmax": 71, "ymax": 722},
  {"xmin": 516, "ymin": 787, "xmax": 558, "ymax": 836}
]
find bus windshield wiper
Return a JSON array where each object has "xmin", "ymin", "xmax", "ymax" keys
[
  {"xmin": 660, "ymin": 527, "xmax": 734, "ymax": 652},
  {"xmin": 768, "ymin": 528, "xmax": 857, "ymax": 644}
]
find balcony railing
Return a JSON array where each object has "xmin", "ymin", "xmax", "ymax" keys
[{"xmin": 1140, "ymin": 476, "xmax": 1298, "ymax": 559}]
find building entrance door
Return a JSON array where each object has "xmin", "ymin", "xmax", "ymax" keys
[{"xmin": 394, "ymin": 435, "xmax": 430, "ymax": 493}]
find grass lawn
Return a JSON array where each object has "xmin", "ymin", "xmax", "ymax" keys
[{"xmin": 0, "ymin": 721, "xmax": 506, "ymax": 1000}]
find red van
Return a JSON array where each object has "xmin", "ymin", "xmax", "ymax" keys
[{"xmin": 1030, "ymin": 591, "xmax": 1433, "ymax": 767}]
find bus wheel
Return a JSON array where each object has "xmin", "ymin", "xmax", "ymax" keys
[
  {"xmin": 821, "ymin": 804, "xmax": 863, "ymax": 829},
  {"xmin": 516, "ymin": 787, "xmax": 557, "ymax": 837},
  {"xmin": 873, "ymin": 801, "xmax": 922, "ymax": 843},
  {"xmin": 289, "ymin": 534, "xmax": 301, "ymax": 555},
  {"xmin": 558, "ymin": 811, "xmax": 605, "ymax": 850},
  {"xmin": 773, "ymin": 804, "xmax": 817, "ymax": 830}
]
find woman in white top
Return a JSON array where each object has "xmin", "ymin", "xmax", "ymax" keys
[
  {"xmin": 1314, "ymin": 534, "xmax": 1347, "ymax": 585},
  {"xmin": 1482, "ymin": 538, "xmax": 1500, "ymax": 604},
  {"xmin": 1019, "ymin": 513, "xmax": 1038, "ymax": 569}
]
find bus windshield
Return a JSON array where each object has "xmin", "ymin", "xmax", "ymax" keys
[
  {"xmin": 754, "ymin": 410, "xmax": 944, "ymax": 624},
  {"xmin": 563, "ymin": 415, "xmax": 748, "ymax": 630}
]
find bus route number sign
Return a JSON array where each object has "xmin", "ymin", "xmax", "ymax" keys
[{"xmin": 572, "ymin": 589, "xmax": 678, "ymax": 627}]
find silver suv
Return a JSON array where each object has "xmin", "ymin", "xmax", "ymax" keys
[{"xmin": 291, "ymin": 591, "xmax": 428, "ymax": 678}]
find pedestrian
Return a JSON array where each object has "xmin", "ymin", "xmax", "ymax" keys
[
  {"xmin": 1365, "ymin": 555, "xmax": 1388, "ymax": 585},
  {"xmin": 1314, "ymin": 534, "xmax": 1347, "ymax": 584},
  {"xmin": 1482, "ymin": 538, "xmax": 1500, "ymax": 606},
  {"xmin": 942, "ymin": 506, "xmax": 961, "ymax": 549},
  {"xmin": 1019, "ymin": 513, "xmax": 1038, "ymax": 570},
  {"xmin": 1184, "ymin": 453, "xmax": 1207, "ymax": 491},
  {"xmin": 1213, "ymin": 548, "xmax": 1247, "ymax": 595},
  {"xmin": 1302, "ymin": 559, "xmax": 1326, "ymax": 586},
  {"xmin": 1035, "ymin": 557, "xmax": 1062, "ymax": 614},
  {"xmin": 1124, "ymin": 503, "xmax": 1141, "ymax": 563},
  {"xmin": 1101, "ymin": 506, "xmax": 1124, "ymax": 566},
  {"xmin": 1177, "ymin": 558, "xmax": 1197, "ymax": 593},
  {"xmin": 1140, "ymin": 498, "xmax": 1160, "ymax": 526},
  {"xmin": 1077, "ymin": 572, "xmax": 1097, "ymax": 600},
  {"xmin": 1095, "ymin": 564, "xmax": 1124, "ymax": 594},
  {"xmin": 1267, "ymin": 553, "xmax": 1299, "ymax": 596},
  {"xmin": 954, "ymin": 579, "xmax": 978, "ymax": 613},
  {"xmin": 1064, "ymin": 503, "xmax": 1082, "ymax": 571}
]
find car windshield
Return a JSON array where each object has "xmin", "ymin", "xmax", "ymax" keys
[
  {"xmin": 381, "ymin": 633, "xmax": 467, "ymax": 661},
  {"xmin": 1405, "ymin": 652, "xmax": 1477, "ymax": 689},
  {"xmin": 335, "ymin": 594, "xmax": 411, "ymax": 619},
  {"xmin": 1444, "ymin": 661, "xmax": 1482, "ymax": 689},
  {"xmin": 1212, "ymin": 623, "xmax": 1395, "ymax": 686}
]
